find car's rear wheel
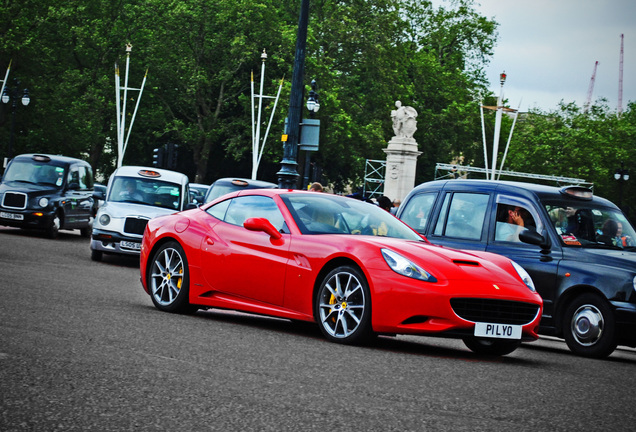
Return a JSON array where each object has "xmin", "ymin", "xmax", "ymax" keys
[
  {"xmin": 463, "ymin": 337, "xmax": 521, "ymax": 356},
  {"xmin": 315, "ymin": 265, "xmax": 372, "ymax": 344},
  {"xmin": 80, "ymin": 217, "xmax": 93, "ymax": 238},
  {"xmin": 562, "ymin": 293, "xmax": 617, "ymax": 358},
  {"xmin": 149, "ymin": 241, "xmax": 197, "ymax": 314}
]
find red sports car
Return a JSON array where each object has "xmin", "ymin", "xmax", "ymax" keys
[{"xmin": 140, "ymin": 189, "xmax": 543, "ymax": 356}]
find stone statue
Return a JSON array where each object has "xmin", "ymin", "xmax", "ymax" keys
[{"xmin": 391, "ymin": 100, "xmax": 418, "ymax": 139}]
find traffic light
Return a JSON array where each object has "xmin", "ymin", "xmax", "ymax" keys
[
  {"xmin": 166, "ymin": 143, "xmax": 179, "ymax": 170},
  {"xmin": 152, "ymin": 147, "xmax": 164, "ymax": 167}
]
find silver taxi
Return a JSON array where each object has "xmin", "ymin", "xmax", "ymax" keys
[{"xmin": 90, "ymin": 166, "xmax": 190, "ymax": 261}]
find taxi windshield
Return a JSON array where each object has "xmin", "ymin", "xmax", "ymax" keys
[
  {"xmin": 3, "ymin": 160, "xmax": 66, "ymax": 187},
  {"xmin": 545, "ymin": 203, "xmax": 636, "ymax": 249},
  {"xmin": 110, "ymin": 176, "xmax": 182, "ymax": 210}
]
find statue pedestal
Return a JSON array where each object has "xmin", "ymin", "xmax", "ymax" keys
[{"xmin": 383, "ymin": 137, "xmax": 421, "ymax": 202}]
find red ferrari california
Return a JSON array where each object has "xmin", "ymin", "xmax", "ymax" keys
[{"xmin": 140, "ymin": 189, "xmax": 542, "ymax": 356}]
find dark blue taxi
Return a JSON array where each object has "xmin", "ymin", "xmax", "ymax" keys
[
  {"xmin": 397, "ymin": 179, "xmax": 636, "ymax": 358},
  {"xmin": 0, "ymin": 154, "xmax": 95, "ymax": 238}
]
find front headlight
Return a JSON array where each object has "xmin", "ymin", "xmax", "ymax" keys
[
  {"xmin": 38, "ymin": 197, "xmax": 49, "ymax": 207},
  {"xmin": 381, "ymin": 248, "xmax": 436, "ymax": 282},
  {"xmin": 632, "ymin": 275, "xmax": 636, "ymax": 294},
  {"xmin": 511, "ymin": 260, "xmax": 536, "ymax": 292},
  {"xmin": 99, "ymin": 214, "xmax": 111, "ymax": 226}
]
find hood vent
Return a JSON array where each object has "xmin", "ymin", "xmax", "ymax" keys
[{"xmin": 452, "ymin": 259, "xmax": 480, "ymax": 266}]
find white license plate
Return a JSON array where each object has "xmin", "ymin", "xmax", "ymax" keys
[
  {"xmin": 474, "ymin": 322, "xmax": 522, "ymax": 339},
  {"xmin": 120, "ymin": 241, "xmax": 141, "ymax": 250},
  {"xmin": 0, "ymin": 211, "xmax": 24, "ymax": 221}
]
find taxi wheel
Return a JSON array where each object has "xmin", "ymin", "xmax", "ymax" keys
[
  {"xmin": 315, "ymin": 265, "xmax": 373, "ymax": 344},
  {"xmin": 47, "ymin": 212, "xmax": 62, "ymax": 239},
  {"xmin": 80, "ymin": 218, "xmax": 93, "ymax": 238},
  {"xmin": 149, "ymin": 241, "xmax": 197, "ymax": 314},
  {"xmin": 90, "ymin": 249, "xmax": 103, "ymax": 262},
  {"xmin": 463, "ymin": 337, "xmax": 521, "ymax": 356},
  {"xmin": 562, "ymin": 293, "xmax": 617, "ymax": 359}
]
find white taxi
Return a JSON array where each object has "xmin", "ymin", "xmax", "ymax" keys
[{"xmin": 90, "ymin": 166, "xmax": 191, "ymax": 261}]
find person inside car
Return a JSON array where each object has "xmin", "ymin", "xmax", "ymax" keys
[
  {"xmin": 597, "ymin": 219, "xmax": 620, "ymax": 246},
  {"xmin": 119, "ymin": 180, "xmax": 144, "ymax": 202},
  {"xmin": 495, "ymin": 205, "xmax": 526, "ymax": 242}
]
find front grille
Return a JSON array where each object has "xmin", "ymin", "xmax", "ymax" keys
[
  {"xmin": 2, "ymin": 192, "xmax": 27, "ymax": 210},
  {"xmin": 450, "ymin": 298, "xmax": 540, "ymax": 325},
  {"xmin": 124, "ymin": 217, "xmax": 149, "ymax": 235}
]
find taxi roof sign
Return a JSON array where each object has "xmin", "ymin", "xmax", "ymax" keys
[{"xmin": 138, "ymin": 169, "xmax": 162, "ymax": 178}]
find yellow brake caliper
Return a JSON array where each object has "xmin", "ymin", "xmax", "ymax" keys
[{"xmin": 329, "ymin": 289, "xmax": 337, "ymax": 323}]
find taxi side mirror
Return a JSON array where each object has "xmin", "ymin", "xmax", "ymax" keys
[{"xmin": 519, "ymin": 228, "xmax": 551, "ymax": 253}]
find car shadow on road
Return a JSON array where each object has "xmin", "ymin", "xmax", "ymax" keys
[
  {"xmin": 143, "ymin": 306, "xmax": 546, "ymax": 364},
  {"xmin": 0, "ymin": 227, "xmax": 89, "ymax": 242},
  {"xmin": 521, "ymin": 338, "xmax": 636, "ymax": 364}
]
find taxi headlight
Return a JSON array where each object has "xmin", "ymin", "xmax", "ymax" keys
[
  {"xmin": 381, "ymin": 248, "xmax": 436, "ymax": 282},
  {"xmin": 38, "ymin": 197, "xmax": 49, "ymax": 207},
  {"xmin": 99, "ymin": 214, "xmax": 111, "ymax": 226},
  {"xmin": 511, "ymin": 260, "xmax": 536, "ymax": 292},
  {"xmin": 632, "ymin": 275, "xmax": 636, "ymax": 293}
]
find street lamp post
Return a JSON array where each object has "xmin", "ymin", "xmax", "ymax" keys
[
  {"xmin": 278, "ymin": 0, "xmax": 310, "ymax": 189},
  {"xmin": 303, "ymin": 79, "xmax": 320, "ymax": 188},
  {"xmin": 615, "ymin": 162, "xmax": 629, "ymax": 210},
  {"xmin": 2, "ymin": 78, "xmax": 31, "ymax": 162}
]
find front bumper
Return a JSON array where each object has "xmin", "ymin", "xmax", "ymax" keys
[
  {"xmin": 90, "ymin": 228, "xmax": 143, "ymax": 256},
  {"xmin": 0, "ymin": 208, "xmax": 55, "ymax": 230}
]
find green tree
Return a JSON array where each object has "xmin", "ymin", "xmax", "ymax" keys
[{"xmin": 504, "ymin": 101, "xmax": 636, "ymax": 216}]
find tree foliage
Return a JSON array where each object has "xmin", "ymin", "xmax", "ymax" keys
[
  {"xmin": 502, "ymin": 101, "xmax": 636, "ymax": 217},
  {"xmin": 0, "ymin": 0, "xmax": 499, "ymax": 188}
]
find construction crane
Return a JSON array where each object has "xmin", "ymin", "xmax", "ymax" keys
[
  {"xmin": 618, "ymin": 34, "xmax": 624, "ymax": 115},
  {"xmin": 584, "ymin": 60, "xmax": 599, "ymax": 112}
]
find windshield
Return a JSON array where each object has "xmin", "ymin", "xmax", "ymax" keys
[
  {"xmin": 282, "ymin": 193, "xmax": 422, "ymax": 240},
  {"xmin": 545, "ymin": 203, "xmax": 636, "ymax": 249},
  {"xmin": 3, "ymin": 160, "xmax": 66, "ymax": 187},
  {"xmin": 109, "ymin": 176, "xmax": 182, "ymax": 210}
]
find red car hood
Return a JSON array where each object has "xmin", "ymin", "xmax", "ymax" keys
[{"xmin": 358, "ymin": 236, "xmax": 525, "ymax": 286}]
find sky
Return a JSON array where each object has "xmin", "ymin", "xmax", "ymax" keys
[{"xmin": 432, "ymin": 0, "xmax": 636, "ymax": 113}]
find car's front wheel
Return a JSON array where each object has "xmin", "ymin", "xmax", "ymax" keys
[
  {"xmin": 315, "ymin": 265, "xmax": 372, "ymax": 344},
  {"xmin": 148, "ymin": 241, "xmax": 197, "ymax": 314},
  {"xmin": 463, "ymin": 337, "xmax": 521, "ymax": 356},
  {"xmin": 562, "ymin": 293, "xmax": 617, "ymax": 358},
  {"xmin": 47, "ymin": 212, "xmax": 62, "ymax": 239},
  {"xmin": 90, "ymin": 249, "xmax": 103, "ymax": 262}
]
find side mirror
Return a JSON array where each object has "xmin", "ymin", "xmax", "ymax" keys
[
  {"xmin": 93, "ymin": 190, "xmax": 106, "ymax": 200},
  {"xmin": 519, "ymin": 228, "xmax": 551, "ymax": 253},
  {"xmin": 244, "ymin": 217, "xmax": 282, "ymax": 240}
]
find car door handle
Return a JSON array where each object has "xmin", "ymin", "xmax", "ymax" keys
[{"xmin": 205, "ymin": 237, "xmax": 214, "ymax": 245}]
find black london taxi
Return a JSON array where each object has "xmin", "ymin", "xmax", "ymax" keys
[
  {"xmin": 397, "ymin": 179, "xmax": 636, "ymax": 359},
  {"xmin": 0, "ymin": 154, "xmax": 95, "ymax": 238}
]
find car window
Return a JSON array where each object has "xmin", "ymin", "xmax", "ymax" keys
[
  {"xmin": 4, "ymin": 160, "xmax": 66, "ymax": 187},
  {"xmin": 495, "ymin": 203, "xmax": 537, "ymax": 242},
  {"xmin": 110, "ymin": 176, "xmax": 182, "ymax": 210},
  {"xmin": 68, "ymin": 165, "xmax": 93, "ymax": 190},
  {"xmin": 400, "ymin": 193, "xmax": 436, "ymax": 232},
  {"xmin": 206, "ymin": 199, "xmax": 230, "ymax": 220},
  {"xmin": 433, "ymin": 192, "xmax": 488, "ymax": 240},
  {"xmin": 221, "ymin": 195, "xmax": 285, "ymax": 231},
  {"xmin": 545, "ymin": 203, "xmax": 636, "ymax": 247},
  {"xmin": 282, "ymin": 194, "xmax": 422, "ymax": 240}
]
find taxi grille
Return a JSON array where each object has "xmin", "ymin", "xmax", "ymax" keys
[
  {"xmin": 2, "ymin": 192, "xmax": 27, "ymax": 210},
  {"xmin": 450, "ymin": 298, "xmax": 540, "ymax": 325},
  {"xmin": 124, "ymin": 217, "xmax": 149, "ymax": 235}
]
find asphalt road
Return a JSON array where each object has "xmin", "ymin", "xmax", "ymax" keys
[{"xmin": 1, "ymin": 226, "xmax": 635, "ymax": 431}]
